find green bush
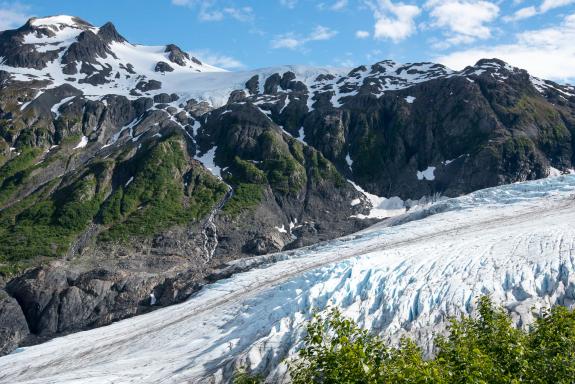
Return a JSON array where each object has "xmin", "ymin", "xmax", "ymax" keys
[
  {"xmin": 232, "ymin": 369, "xmax": 264, "ymax": 384},
  {"xmin": 229, "ymin": 157, "xmax": 267, "ymax": 185},
  {"xmin": 306, "ymin": 148, "xmax": 346, "ymax": 187},
  {"xmin": 291, "ymin": 297, "xmax": 575, "ymax": 383},
  {"xmin": 258, "ymin": 131, "xmax": 306, "ymax": 195},
  {"xmin": 237, "ymin": 296, "xmax": 575, "ymax": 383}
]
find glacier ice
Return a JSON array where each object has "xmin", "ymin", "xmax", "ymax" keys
[{"xmin": 1, "ymin": 176, "xmax": 575, "ymax": 383}]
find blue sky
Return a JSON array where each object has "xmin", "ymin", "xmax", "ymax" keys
[{"xmin": 0, "ymin": 0, "xmax": 574, "ymax": 82}]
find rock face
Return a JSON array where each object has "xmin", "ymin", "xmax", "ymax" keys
[
  {"xmin": 2, "ymin": 263, "xmax": 213, "ymax": 346},
  {"xmin": 0, "ymin": 15, "xmax": 574, "ymax": 354},
  {"xmin": 0, "ymin": 290, "xmax": 29, "ymax": 355},
  {"xmin": 154, "ymin": 61, "xmax": 174, "ymax": 73},
  {"xmin": 6, "ymin": 268, "xmax": 158, "ymax": 336}
]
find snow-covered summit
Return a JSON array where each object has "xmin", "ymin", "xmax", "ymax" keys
[
  {"xmin": 0, "ymin": 15, "xmax": 225, "ymax": 98},
  {"xmin": 19, "ymin": 15, "xmax": 96, "ymax": 53},
  {"xmin": 0, "ymin": 15, "xmax": 572, "ymax": 109},
  {"xmin": 28, "ymin": 15, "xmax": 92, "ymax": 29}
]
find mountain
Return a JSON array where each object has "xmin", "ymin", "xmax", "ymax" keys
[
  {"xmin": 0, "ymin": 15, "xmax": 574, "ymax": 355},
  {"xmin": 1, "ymin": 175, "xmax": 574, "ymax": 383}
]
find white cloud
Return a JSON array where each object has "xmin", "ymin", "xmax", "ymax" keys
[
  {"xmin": 279, "ymin": 0, "xmax": 298, "ymax": 8},
  {"xmin": 189, "ymin": 49, "xmax": 245, "ymax": 70},
  {"xmin": 366, "ymin": 49, "xmax": 383, "ymax": 61},
  {"xmin": 0, "ymin": 2, "xmax": 31, "ymax": 31},
  {"xmin": 222, "ymin": 7, "xmax": 254, "ymax": 22},
  {"xmin": 271, "ymin": 25, "xmax": 338, "ymax": 49},
  {"xmin": 309, "ymin": 25, "xmax": 338, "ymax": 40},
  {"xmin": 271, "ymin": 35, "xmax": 301, "ymax": 49},
  {"xmin": 171, "ymin": 0, "xmax": 254, "ymax": 22},
  {"xmin": 501, "ymin": 0, "xmax": 574, "ymax": 22},
  {"xmin": 318, "ymin": 0, "xmax": 349, "ymax": 10},
  {"xmin": 331, "ymin": 0, "xmax": 349, "ymax": 10},
  {"xmin": 436, "ymin": 13, "xmax": 575, "ymax": 82},
  {"xmin": 356, "ymin": 30, "xmax": 371, "ymax": 38},
  {"xmin": 540, "ymin": 0, "xmax": 575, "ymax": 12},
  {"xmin": 199, "ymin": 9, "xmax": 224, "ymax": 21},
  {"xmin": 503, "ymin": 6, "xmax": 537, "ymax": 22},
  {"xmin": 335, "ymin": 58, "xmax": 356, "ymax": 67},
  {"xmin": 364, "ymin": 0, "xmax": 421, "ymax": 42},
  {"xmin": 426, "ymin": 0, "xmax": 499, "ymax": 46}
]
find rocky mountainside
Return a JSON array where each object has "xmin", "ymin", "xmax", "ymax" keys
[{"xmin": 0, "ymin": 15, "xmax": 574, "ymax": 355}]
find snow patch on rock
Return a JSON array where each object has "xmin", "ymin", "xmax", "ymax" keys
[
  {"xmin": 417, "ymin": 166, "xmax": 436, "ymax": 181},
  {"xmin": 73, "ymin": 135, "xmax": 88, "ymax": 149},
  {"xmin": 197, "ymin": 146, "xmax": 221, "ymax": 178},
  {"xmin": 348, "ymin": 180, "xmax": 407, "ymax": 219}
]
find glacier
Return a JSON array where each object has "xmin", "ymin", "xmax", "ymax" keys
[{"xmin": 1, "ymin": 176, "xmax": 575, "ymax": 383}]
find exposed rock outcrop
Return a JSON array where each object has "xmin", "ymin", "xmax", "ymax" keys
[{"xmin": 0, "ymin": 290, "xmax": 29, "ymax": 355}]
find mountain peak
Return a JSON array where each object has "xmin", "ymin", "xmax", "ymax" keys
[
  {"xmin": 473, "ymin": 58, "xmax": 516, "ymax": 72},
  {"xmin": 98, "ymin": 21, "xmax": 126, "ymax": 43},
  {"xmin": 27, "ymin": 15, "xmax": 93, "ymax": 30}
]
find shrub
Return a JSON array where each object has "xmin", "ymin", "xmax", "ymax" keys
[
  {"xmin": 287, "ymin": 297, "xmax": 575, "ymax": 383},
  {"xmin": 232, "ymin": 296, "xmax": 575, "ymax": 383}
]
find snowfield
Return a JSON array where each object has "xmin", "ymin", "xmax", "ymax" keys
[{"xmin": 1, "ymin": 176, "xmax": 575, "ymax": 383}]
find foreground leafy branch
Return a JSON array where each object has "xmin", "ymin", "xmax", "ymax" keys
[{"xmin": 235, "ymin": 296, "xmax": 575, "ymax": 383}]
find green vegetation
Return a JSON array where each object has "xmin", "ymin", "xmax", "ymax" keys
[
  {"xmin": 227, "ymin": 157, "xmax": 267, "ymax": 185},
  {"xmin": 306, "ymin": 147, "xmax": 346, "ymax": 187},
  {"xmin": 99, "ymin": 136, "xmax": 227, "ymax": 242},
  {"xmin": 0, "ymin": 161, "xmax": 112, "ymax": 275},
  {"xmin": 263, "ymin": 156, "xmax": 305, "ymax": 194},
  {"xmin": 232, "ymin": 369, "xmax": 264, "ymax": 384},
  {"xmin": 506, "ymin": 96, "xmax": 571, "ymax": 155},
  {"xmin": 259, "ymin": 131, "xmax": 306, "ymax": 195},
  {"xmin": 221, "ymin": 157, "xmax": 265, "ymax": 217},
  {"xmin": 352, "ymin": 131, "xmax": 386, "ymax": 180},
  {"xmin": 501, "ymin": 136, "xmax": 541, "ymax": 176},
  {"xmin": 0, "ymin": 134, "xmax": 228, "ymax": 275},
  {"xmin": 236, "ymin": 297, "xmax": 575, "ymax": 383},
  {"xmin": 0, "ymin": 147, "xmax": 43, "ymax": 205},
  {"xmin": 59, "ymin": 132, "xmax": 82, "ymax": 147},
  {"xmin": 222, "ymin": 183, "xmax": 264, "ymax": 217},
  {"xmin": 0, "ymin": 147, "xmax": 42, "ymax": 184}
]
